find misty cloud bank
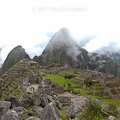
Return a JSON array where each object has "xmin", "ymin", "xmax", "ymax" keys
[
  {"xmin": 95, "ymin": 42, "xmax": 120, "ymax": 55},
  {"xmin": 78, "ymin": 36, "xmax": 96, "ymax": 47}
]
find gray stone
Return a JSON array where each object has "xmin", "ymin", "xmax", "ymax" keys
[
  {"xmin": 12, "ymin": 107, "xmax": 27, "ymax": 120},
  {"xmin": 32, "ymin": 105, "xmax": 43, "ymax": 118},
  {"xmin": 0, "ymin": 100, "xmax": 11, "ymax": 120},
  {"xmin": 40, "ymin": 102, "xmax": 62, "ymax": 120},
  {"xmin": 44, "ymin": 79, "xmax": 51, "ymax": 85},
  {"xmin": 41, "ymin": 93, "xmax": 49, "ymax": 107},
  {"xmin": 117, "ymin": 107, "xmax": 120, "ymax": 114},
  {"xmin": 7, "ymin": 96, "xmax": 20, "ymax": 108},
  {"xmin": 4, "ymin": 110, "xmax": 18, "ymax": 120},
  {"xmin": 21, "ymin": 94, "xmax": 33, "ymax": 108},
  {"xmin": 56, "ymin": 96, "xmax": 71, "ymax": 104},
  {"xmin": 68, "ymin": 105, "xmax": 75, "ymax": 118},
  {"xmin": 108, "ymin": 116, "xmax": 115, "ymax": 120},
  {"xmin": 26, "ymin": 117, "xmax": 40, "ymax": 120},
  {"xmin": 38, "ymin": 87, "xmax": 45, "ymax": 94},
  {"xmin": 33, "ymin": 92, "xmax": 42, "ymax": 106}
]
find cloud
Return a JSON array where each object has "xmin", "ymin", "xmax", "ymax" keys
[
  {"xmin": 95, "ymin": 42, "xmax": 120, "ymax": 55},
  {"xmin": 78, "ymin": 35, "xmax": 96, "ymax": 47},
  {"xmin": 46, "ymin": 32, "xmax": 55, "ymax": 39},
  {"xmin": 0, "ymin": 48, "xmax": 3, "ymax": 67}
]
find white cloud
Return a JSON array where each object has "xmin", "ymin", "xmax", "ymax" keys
[{"xmin": 0, "ymin": 0, "xmax": 120, "ymax": 61}]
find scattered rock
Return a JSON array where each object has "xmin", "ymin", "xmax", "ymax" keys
[
  {"xmin": 4, "ymin": 110, "xmax": 18, "ymax": 120},
  {"xmin": 40, "ymin": 102, "xmax": 62, "ymax": 120},
  {"xmin": 32, "ymin": 105, "xmax": 43, "ymax": 118},
  {"xmin": 7, "ymin": 96, "xmax": 20, "ymax": 108},
  {"xmin": 56, "ymin": 96, "xmax": 71, "ymax": 104},
  {"xmin": 108, "ymin": 116, "xmax": 115, "ymax": 120},
  {"xmin": 11, "ymin": 107, "xmax": 27, "ymax": 120},
  {"xmin": 44, "ymin": 79, "xmax": 51, "ymax": 85},
  {"xmin": 26, "ymin": 117, "xmax": 40, "ymax": 120},
  {"xmin": 117, "ymin": 107, "xmax": 120, "ymax": 114},
  {"xmin": 68, "ymin": 105, "xmax": 75, "ymax": 118},
  {"xmin": 21, "ymin": 93, "xmax": 33, "ymax": 108},
  {"xmin": 41, "ymin": 93, "xmax": 49, "ymax": 107},
  {"xmin": 33, "ymin": 92, "xmax": 42, "ymax": 106},
  {"xmin": 0, "ymin": 100, "xmax": 11, "ymax": 120}
]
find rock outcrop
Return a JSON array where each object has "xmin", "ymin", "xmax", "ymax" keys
[
  {"xmin": 40, "ymin": 102, "xmax": 62, "ymax": 120},
  {"xmin": 11, "ymin": 107, "xmax": 27, "ymax": 120},
  {"xmin": 0, "ymin": 101, "xmax": 11, "ymax": 120},
  {"xmin": 1, "ymin": 45, "xmax": 29, "ymax": 73}
]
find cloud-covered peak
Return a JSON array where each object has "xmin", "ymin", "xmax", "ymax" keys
[{"xmin": 46, "ymin": 27, "xmax": 78, "ymax": 50}]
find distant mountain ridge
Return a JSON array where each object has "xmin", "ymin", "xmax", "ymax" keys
[
  {"xmin": 34, "ymin": 28, "xmax": 120, "ymax": 77},
  {"xmin": 95, "ymin": 48, "xmax": 120, "ymax": 64}
]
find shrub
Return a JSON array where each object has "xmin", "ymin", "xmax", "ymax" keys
[
  {"xmin": 83, "ymin": 99, "xmax": 120, "ymax": 120},
  {"xmin": 61, "ymin": 111, "xmax": 69, "ymax": 120}
]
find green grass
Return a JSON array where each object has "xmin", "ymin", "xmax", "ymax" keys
[
  {"xmin": 94, "ymin": 83, "xmax": 102, "ymax": 86},
  {"xmin": 73, "ymin": 88, "xmax": 100, "ymax": 99},
  {"xmin": 90, "ymin": 89, "xmax": 103, "ymax": 93},
  {"xmin": 93, "ymin": 86, "xmax": 103, "ymax": 88},
  {"xmin": 104, "ymin": 99, "xmax": 120, "ymax": 107},
  {"xmin": 43, "ymin": 74, "xmax": 78, "ymax": 88},
  {"xmin": 26, "ymin": 105, "xmax": 33, "ymax": 111}
]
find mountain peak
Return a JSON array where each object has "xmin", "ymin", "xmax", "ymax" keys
[
  {"xmin": 43, "ymin": 28, "xmax": 82, "ymax": 62},
  {"xmin": 1, "ymin": 45, "xmax": 30, "ymax": 73},
  {"xmin": 45, "ymin": 28, "xmax": 79, "ymax": 53}
]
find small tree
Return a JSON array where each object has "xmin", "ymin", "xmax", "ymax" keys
[
  {"xmin": 84, "ymin": 77, "xmax": 93, "ymax": 90},
  {"xmin": 64, "ymin": 74, "xmax": 75, "ymax": 91}
]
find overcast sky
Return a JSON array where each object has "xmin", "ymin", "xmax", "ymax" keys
[{"xmin": 0, "ymin": 0, "xmax": 120, "ymax": 61}]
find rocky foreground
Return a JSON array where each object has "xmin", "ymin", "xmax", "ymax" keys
[{"xmin": 0, "ymin": 91, "xmax": 87, "ymax": 120}]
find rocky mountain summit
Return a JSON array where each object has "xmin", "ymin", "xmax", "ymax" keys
[
  {"xmin": 34, "ymin": 28, "xmax": 120, "ymax": 77},
  {"xmin": 1, "ymin": 45, "xmax": 30, "ymax": 73}
]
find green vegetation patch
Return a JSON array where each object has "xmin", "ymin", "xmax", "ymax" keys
[{"xmin": 44, "ymin": 74, "xmax": 78, "ymax": 88}]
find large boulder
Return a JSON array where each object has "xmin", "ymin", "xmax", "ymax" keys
[
  {"xmin": 0, "ymin": 101, "xmax": 11, "ymax": 120},
  {"xmin": 40, "ymin": 102, "xmax": 62, "ymax": 120},
  {"xmin": 68, "ymin": 105, "xmax": 75, "ymax": 118},
  {"xmin": 108, "ymin": 116, "xmax": 115, "ymax": 120},
  {"xmin": 4, "ymin": 110, "xmax": 18, "ymax": 120},
  {"xmin": 7, "ymin": 96, "xmax": 20, "ymax": 108},
  {"xmin": 32, "ymin": 92, "xmax": 42, "ymax": 106},
  {"xmin": 44, "ymin": 79, "xmax": 51, "ymax": 85},
  {"xmin": 56, "ymin": 96, "xmax": 71, "ymax": 104},
  {"xmin": 21, "ymin": 93, "xmax": 33, "ymax": 108},
  {"xmin": 41, "ymin": 93, "xmax": 49, "ymax": 107},
  {"xmin": 32, "ymin": 106, "xmax": 43, "ymax": 118},
  {"xmin": 11, "ymin": 107, "xmax": 27, "ymax": 120}
]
